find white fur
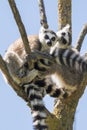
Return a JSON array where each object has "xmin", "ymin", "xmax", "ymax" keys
[
  {"xmin": 39, "ymin": 26, "xmax": 58, "ymax": 51},
  {"xmin": 56, "ymin": 24, "xmax": 71, "ymax": 49}
]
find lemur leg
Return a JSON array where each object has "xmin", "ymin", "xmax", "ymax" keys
[
  {"xmin": 46, "ymin": 84, "xmax": 68, "ymax": 99},
  {"xmin": 23, "ymin": 84, "xmax": 48, "ymax": 130},
  {"xmin": 4, "ymin": 51, "xmax": 39, "ymax": 85},
  {"xmin": 46, "ymin": 84, "xmax": 61, "ymax": 98},
  {"xmin": 4, "ymin": 51, "xmax": 23, "ymax": 84}
]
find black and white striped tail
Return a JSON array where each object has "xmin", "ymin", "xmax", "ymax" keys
[
  {"xmin": 23, "ymin": 84, "xmax": 48, "ymax": 130},
  {"xmin": 51, "ymin": 48, "xmax": 87, "ymax": 72}
]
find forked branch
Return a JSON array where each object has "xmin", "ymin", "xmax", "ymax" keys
[
  {"xmin": 38, "ymin": 0, "xmax": 48, "ymax": 28},
  {"xmin": 8, "ymin": 0, "xmax": 31, "ymax": 54}
]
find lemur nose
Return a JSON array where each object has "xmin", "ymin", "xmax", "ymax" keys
[
  {"xmin": 47, "ymin": 41, "xmax": 52, "ymax": 46},
  {"xmin": 61, "ymin": 37, "xmax": 67, "ymax": 44}
]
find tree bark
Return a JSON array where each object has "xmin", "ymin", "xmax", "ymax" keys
[
  {"xmin": 8, "ymin": 0, "xmax": 31, "ymax": 54},
  {"xmin": 58, "ymin": 0, "xmax": 72, "ymax": 29},
  {"xmin": 38, "ymin": 0, "xmax": 48, "ymax": 28}
]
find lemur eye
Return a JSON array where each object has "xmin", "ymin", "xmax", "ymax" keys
[
  {"xmin": 51, "ymin": 37, "xmax": 56, "ymax": 41},
  {"xmin": 62, "ymin": 32, "xmax": 66, "ymax": 36},
  {"xmin": 44, "ymin": 35, "xmax": 49, "ymax": 39}
]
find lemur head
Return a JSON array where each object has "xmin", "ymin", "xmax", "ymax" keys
[
  {"xmin": 39, "ymin": 27, "xmax": 58, "ymax": 51},
  {"xmin": 56, "ymin": 24, "xmax": 71, "ymax": 49}
]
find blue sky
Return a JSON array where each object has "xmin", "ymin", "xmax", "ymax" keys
[{"xmin": 0, "ymin": 1, "xmax": 87, "ymax": 130}]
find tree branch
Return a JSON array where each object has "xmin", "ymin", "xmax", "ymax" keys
[
  {"xmin": 58, "ymin": 0, "xmax": 72, "ymax": 30},
  {"xmin": 38, "ymin": 0, "xmax": 48, "ymax": 28},
  {"xmin": 0, "ymin": 54, "xmax": 28, "ymax": 101},
  {"xmin": 8, "ymin": 0, "xmax": 31, "ymax": 54},
  {"xmin": 50, "ymin": 73, "xmax": 87, "ymax": 130},
  {"xmin": 75, "ymin": 23, "xmax": 87, "ymax": 51}
]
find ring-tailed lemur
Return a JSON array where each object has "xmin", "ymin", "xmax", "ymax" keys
[
  {"xmin": 39, "ymin": 26, "xmax": 57, "ymax": 51},
  {"xmin": 39, "ymin": 24, "xmax": 87, "ymax": 97},
  {"xmin": 4, "ymin": 28, "xmax": 66, "ymax": 130},
  {"xmin": 50, "ymin": 24, "xmax": 87, "ymax": 73}
]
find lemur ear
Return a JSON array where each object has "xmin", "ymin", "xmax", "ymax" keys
[
  {"xmin": 39, "ymin": 26, "xmax": 48, "ymax": 34},
  {"xmin": 39, "ymin": 26, "xmax": 46, "ymax": 43},
  {"xmin": 64, "ymin": 24, "xmax": 71, "ymax": 32},
  {"xmin": 56, "ymin": 24, "xmax": 71, "ymax": 34},
  {"xmin": 39, "ymin": 26, "xmax": 45, "ymax": 33}
]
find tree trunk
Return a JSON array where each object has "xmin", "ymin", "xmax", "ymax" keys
[
  {"xmin": 46, "ymin": 0, "xmax": 87, "ymax": 130},
  {"xmin": 58, "ymin": 0, "xmax": 72, "ymax": 29}
]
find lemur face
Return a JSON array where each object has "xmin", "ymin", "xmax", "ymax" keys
[
  {"xmin": 56, "ymin": 24, "xmax": 71, "ymax": 49},
  {"xmin": 39, "ymin": 27, "xmax": 58, "ymax": 50}
]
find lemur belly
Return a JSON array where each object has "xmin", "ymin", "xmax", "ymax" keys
[{"xmin": 51, "ymin": 73, "xmax": 77, "ymax": 95}]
